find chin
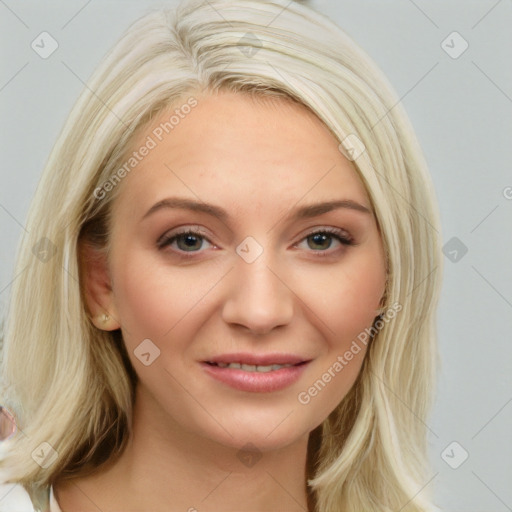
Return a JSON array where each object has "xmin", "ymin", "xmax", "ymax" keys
[{"xmin": 191, "ymin": 404, "xmax": 319, "ymax": 454}]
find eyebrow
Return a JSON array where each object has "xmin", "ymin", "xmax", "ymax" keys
[{"xmin": 141, "ymin": 197, "xmax": 372, "ymax": 222}]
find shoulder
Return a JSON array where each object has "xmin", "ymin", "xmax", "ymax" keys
[{"xmin": 0, "ymin": 482, "xmax": 37, "ymax": 511}]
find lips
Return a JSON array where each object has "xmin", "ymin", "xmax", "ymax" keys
[
  {"xmin": 205, "ymin": 353, "xmax": 307, "ymax": 366},
  {"xmin": 208, "ymin": 362, "xmax": 296, "ymax": 372},
  {"xmin": 201, "ymin": 353, "xmax": 311, "ymax": 392}
]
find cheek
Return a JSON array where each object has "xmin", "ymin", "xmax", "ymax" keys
[
  {"xmin": 293, "ymin": 256, "xmax": 385, "ymax": 419},
  {"xmin": 109, "ymin": 247, "xmax": 185, "ymax": 346},
  {"xmin": 109, "ymin": 245, "xmax": 226, "ymax": 349},
  {"xmin": 333, "ymin": 264, "xmax": 385, "ymax": 335},
  {"xmin": 294, "ymin": 249, "xmax": 386, "ymax": 344}
]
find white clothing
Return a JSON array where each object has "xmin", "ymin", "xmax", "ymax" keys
[{"xmin": 0, "ymin": 483, "xmax": 61, "ymax": 512}]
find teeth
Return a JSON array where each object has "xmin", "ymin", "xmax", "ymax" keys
[
  {"xmin": 213, "ymin": 362, "xmax": 293, "ymax": 372},
  {"xmin": 255, "ymin": 365, "xmax": 273, "ymax": 373}
]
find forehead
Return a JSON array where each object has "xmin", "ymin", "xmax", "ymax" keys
[{"xmin": 114, "ymin": 90, "xmax": 370, "ymax": 217}]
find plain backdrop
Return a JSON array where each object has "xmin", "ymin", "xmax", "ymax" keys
[{"xmin": 1, "ymin": 1, "xmax": 511, "ymax": 510}]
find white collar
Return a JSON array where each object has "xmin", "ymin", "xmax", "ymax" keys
[{"xmin": 49, "ymin": 486, "xmax": 62, "ymax": 512}]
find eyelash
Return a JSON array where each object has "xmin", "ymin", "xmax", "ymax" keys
[
  {"xmin": 157, "ymin": 227, "xmax": 355, "ymax": 258},
  {"xmin": 295, "ymin": 227, "xmax": 355, "ymax": 257}
]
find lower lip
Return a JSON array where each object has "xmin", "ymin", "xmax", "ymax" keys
[{"xmin": 201, "ymin": 362, "xmax": 310, "ymax": 393}]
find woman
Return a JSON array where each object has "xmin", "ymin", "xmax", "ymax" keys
[{"xmin": 0, "ymin": 0, "xmax": 443, "ymax": 510}]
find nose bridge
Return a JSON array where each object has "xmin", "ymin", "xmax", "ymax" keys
[{"xmin": 221, "ymin": 247, "xmax": 294, "ymax": 334}]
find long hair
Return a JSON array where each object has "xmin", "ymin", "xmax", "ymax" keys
[{"xmin": 0, "ymin": 1, "xmax": 443, "ymax": 510}]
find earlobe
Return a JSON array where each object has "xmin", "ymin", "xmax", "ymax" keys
[
  {"xmin": 79, "ymin": 240, "xmax": 121, "ymax": 331},
  {"xmin": 376, "ymin": 285, "xmax": 388, "ymax": 316},
  {"xmin": 91, "ymin": 312, "xmax": 120, "ymax": 331}
]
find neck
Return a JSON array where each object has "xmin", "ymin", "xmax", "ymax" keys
[{"xmin": 55, "ymin": 384, "xmax": 312, "ymax": 512}]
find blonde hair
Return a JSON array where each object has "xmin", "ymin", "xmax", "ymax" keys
[{"xmin": 0, "ymin": 1, "xmax": 443, "ymax": 510}]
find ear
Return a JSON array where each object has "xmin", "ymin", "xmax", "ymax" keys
[
  {"xmin": 79, "ymin": 240, "xmax": 121, "ymax": 331},
  {"xmin": 374, "ymin": 286, "xmax": 388, "ymax": 317}
]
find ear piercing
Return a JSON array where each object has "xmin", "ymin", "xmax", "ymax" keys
[{"xmin": 93, "ymin": 312, "xmax": 112, "ymax": 329}]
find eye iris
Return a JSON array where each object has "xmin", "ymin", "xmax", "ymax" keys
[
  {"xmin": 308, "ymin": 233, "xmax": 332, "ymax": 250},
  {"xmin": 177, "ymin": 234, "xmax": 202, "ymax": 251}
]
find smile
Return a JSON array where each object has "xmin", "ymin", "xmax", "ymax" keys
[
  {"xmin": 206, "ymin": 362, "xmax": 295, "ymax": 372},
  {"xmin": 201, "ymin": 355, "xmax": 311, "ymax": 393}
]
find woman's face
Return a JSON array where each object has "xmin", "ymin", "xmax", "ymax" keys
[{"xmin": 104, "ymin": 90, "xmax": 386, "ymax": 451}]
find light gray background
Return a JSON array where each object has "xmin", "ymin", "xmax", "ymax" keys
[{"xmin": 1, "ymin": 1, "xmax": 511, "ymax": 510}]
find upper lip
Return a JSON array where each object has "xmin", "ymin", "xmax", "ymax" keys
[{"xmin": 204, "ymin": 353, "xmax": 310, "ymax": 366}]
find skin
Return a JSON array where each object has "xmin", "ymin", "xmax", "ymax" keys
[{"xmin": 56, "ymin": 90, "xmax": 386, "ymax": 511}]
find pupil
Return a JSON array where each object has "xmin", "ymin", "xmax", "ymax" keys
[
  {"xmin": 309, "ymin": 233, "xmax": 331, "ymax": 250},
  {"xmin": 179, "ymin": 234, "xmax": 201, "ymax": 251}
]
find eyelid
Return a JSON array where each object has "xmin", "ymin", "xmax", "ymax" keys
[
  {"xmin": 157, "ymin": 225, "xmax": 355, "ymax": 256},
  {"xmin": 157, "ymin": 225, "xmax": 212, "ymax": 245},
  {"xmin": 294, "ymin": 226, "xmax": 354, "ymax": 245},
  {"xmin": 156, "ymin": 226, "xmax": 217, "ymax": 255},
  {"xmin": 291, "ymin": 227, "xmax": 356, "ymax": 258}
]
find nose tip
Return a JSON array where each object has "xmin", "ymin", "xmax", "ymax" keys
[{"xmin": 221, "ymin": 261, "xmax": 294, "ymax": 335}]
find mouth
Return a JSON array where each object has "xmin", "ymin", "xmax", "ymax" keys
[
  {"xmin": 204, "ymin": 361, "xmax": 308, "ymax": 373},
  {"xmin": 201, "ymin": 353, "xmax": 312, "ymax": 393}
]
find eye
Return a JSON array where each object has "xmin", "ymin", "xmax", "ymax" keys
[
  {"xmin": 157, "ymin": 228, "xmax": 214, "ymax": 253},
  {"xmin": 296, "ymin": 228, "xmax": 354, "ymax": 255}
]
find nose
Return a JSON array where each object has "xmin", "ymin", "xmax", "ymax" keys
[{"xmin": 221, "ymin": 256, "xmax": 294, "ymax": 335}]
